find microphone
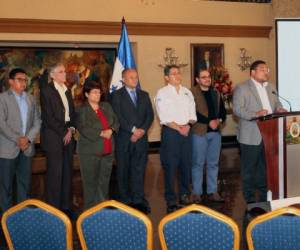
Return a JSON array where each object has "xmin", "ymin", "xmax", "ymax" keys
[{"xmin": 272, "ymin": 91, "xmax": 292, "ymax": 112}]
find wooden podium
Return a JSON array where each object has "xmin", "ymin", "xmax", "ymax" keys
[{"xmin": 253, "ymin": 112, "xmax": 300, "ymax": 200}]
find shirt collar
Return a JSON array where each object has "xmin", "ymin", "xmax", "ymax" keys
[
  {"xmin": 125, "ymin": 86, "xmax": 136, "ymax": 93},
  {"xmin": 11, "ymin": 89, "xmax": 26, "ymax": 99},
  {"xmin": 167, "ymin": 83, "xmax": 183, "ymax": 93},
  {"xmin": 53, "ymin": 81, "xmax": 67, "ymax": 92},
  {"xmin": 251, "ymin": 78, "xmax": 268, "ymax": 88}
]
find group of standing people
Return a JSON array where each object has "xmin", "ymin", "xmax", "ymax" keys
[
  {"xmin": 155, "ymin": 65, "xmax": 226, "ymax": 213},
  {"xmin": 0, "ymin": 59, "xmax": 285, "ymax": 217}
]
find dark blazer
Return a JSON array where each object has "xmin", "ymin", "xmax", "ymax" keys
[
  {"xmin": 76, "ymin": 102, "xmax": 119, "ymax": 156},
  {"xmin": 198, "ymin": 59, "xmax": 214, "ymax": 71},
  {"xmin": 111, "ymin": 86, "xmax": 154, "ymax": 152},
  {"xmin": 40, "ymin": 82, "xmax": 75, "ymax": 151}
]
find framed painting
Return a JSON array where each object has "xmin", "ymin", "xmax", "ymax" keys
[
  {"xmin": 191, "ymin": 43, "xmax": 224, "ymax": 86},
  {"xmin": 191, "ymin": 43, "xmax": 234, "ymax": 114},
  {"xmin": 0, "ymin": 42, "xmax": 117, "ymax": 105}
]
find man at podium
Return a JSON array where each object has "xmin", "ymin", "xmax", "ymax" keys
[{"xmin": 233, "ymin": 60, "xmax": 286, "ymax": 204}]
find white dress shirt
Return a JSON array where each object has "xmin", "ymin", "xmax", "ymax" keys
[
  {"xmin": 154, "ymin": 84, "xmax": 196, "ymax": 125},
  {"xmin": 252, "ymin": 78, "xmax": 272, "ymax": 114},
  {"xmin": 54, "ymin": 81, "xmax": 70, "ymax": 122}
]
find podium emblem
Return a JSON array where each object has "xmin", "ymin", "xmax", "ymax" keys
[
  {"xmin": 286, "ymin": 116, "xmax": 300, "ymax": 144},
  {"xmin": 290, "ymin": 122, "xmax": 300, "ymax": 138}
]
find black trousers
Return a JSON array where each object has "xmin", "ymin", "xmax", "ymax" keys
[
  {"xmin": 160, "ymin": 126, "xmax": 192, "ymax": 205},
  {"xmin": 45, "ymin": 140, "xmax": 74, "ymax": 210},
  {"xmin": 115, "ymin": 143, "xmax": 148, "ymax": 205},
  {"xmin": 240, "ymin": 141, "xmax": 267, "ymax": 203}
]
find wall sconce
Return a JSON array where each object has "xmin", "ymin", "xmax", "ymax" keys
[
  {"xmin": 158, "ymin": 48, "xmax": 188, "ymax": 68},
  {"xmin": 237, "ymin": 48, "xmax": 252, "ymax": 71}
]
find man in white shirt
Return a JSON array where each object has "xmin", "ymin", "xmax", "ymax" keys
[
  {"xmin": 40, "ymin": 63, "xmax": 76, "ymax": 215},
  {"xmin": 233, "ymin": 60, "xmax": 286, "ymax": 204},
  {"xmin": 155, "ymin": 65, "xmax": 196, "ymax": 213}
]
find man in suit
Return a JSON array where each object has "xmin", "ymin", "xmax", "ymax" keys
[
  {"xmin": 111, "ymin": 68, "xmax": 154, "ymax": 214},
  {"xmin": 233, "ymin": 60, "xmax": 286, "ymax": 204},
  {"xmin": 198, "ymin": 50, "xmax": 214, "ymax": 72},
  {"xmin": 0, "ymin": 68, "xmax": 41, "ymax": 214},
  {"xmin": 40, "ymin": 63, "xmax": 76, "ymax": 213}
]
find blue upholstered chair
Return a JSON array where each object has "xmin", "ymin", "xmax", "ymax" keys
[
  {"xmin": 76, "ymin": 200, "xmax": 153, "ymax": 250},
  {"xmin": 159, "ymin": 204, "xmax": 240, "ymax": 250},
  {"xmin": 247, "ymin": 207, "xmax": 300, "ymax": 250},
  {"xmin": 1, "ymin": 199, "xmax": 73, "ymax": 250}
]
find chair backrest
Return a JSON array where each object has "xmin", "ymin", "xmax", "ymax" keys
[
  {"xmin": 247, "ymin": 207, "xmax": 300, "ymax": 250},
  {"xmin": 159, "ymin": 204, "xmax": 240, "ymax": 250},
  {"xmin": 1, "ymin": 199, "xmax": 72, "ymax": 250},
  {"xmin": 76, "ymin": 200, "xmax": 153, "ymax": 250}
]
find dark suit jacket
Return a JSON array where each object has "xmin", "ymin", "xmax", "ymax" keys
[
  {"xmin": 198, "ymin": 59, "xmax": 214, "ymax": 71},
  {"xmin": 40, "ymin": 82, "xmax": 75, "ymax": 151},
  {"xmin": 76, "ymin": 102, "xmax": 119, "ymax": 156},
  {"xmin": 111, "ymin": 86, "xmax": 154, "ymax": 152}
]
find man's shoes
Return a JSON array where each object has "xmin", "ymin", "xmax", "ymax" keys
[
  {"xmin": 207, "ymin": 193, "xmax": 225, "ymax": 203},
  {"xmin": 179, "ymin": 194, "xmax": 192, "ymax": 206},
  {"xmin": 191, "ymin": 194, "xmax": 202, "ymax": 205}
]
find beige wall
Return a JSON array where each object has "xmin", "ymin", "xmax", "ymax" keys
[
  {"xmin": 268, "ymin": 0, "xmax": 300, "ymax": 89},
  {"xmin": 0, "ymin": 0, "xmax": 272, "ymax": 25},
  {"xmin": 0, "ymin": 0, "xmax": 275, "ymax": 141}
]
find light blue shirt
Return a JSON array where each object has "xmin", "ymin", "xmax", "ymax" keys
[
  {"xmin": 125, "ymin": 87, "xmax": 137, "ymax": 106},
  {"xmin": 12, "ymin": 91, "xmax": 28, "ymax": 135}
]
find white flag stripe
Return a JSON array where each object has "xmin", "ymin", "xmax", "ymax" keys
[{"xmin": 109, "ymin": 58, "xmax": 124, "ymax": 93}]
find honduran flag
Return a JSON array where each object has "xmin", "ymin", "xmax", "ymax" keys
[{"xmin": 109, "ymin": 18, "xmax": 139, "ymax": 93}]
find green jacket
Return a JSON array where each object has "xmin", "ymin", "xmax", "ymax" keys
[{"xmin": 76, "ymin": 102, "xmax": 119, "ymax": 156}]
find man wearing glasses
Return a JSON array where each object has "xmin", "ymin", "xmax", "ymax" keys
[
  {"xmin": 233, "ymin": 60, "xmax": 286, "ymax": 204},
  {"xmin": 0, "ymin": 68, "xmax": 41, "ymax": 214},
  {"xmin": 190, "ymin": 69, "xmax": 226, "ymax": 204},
  {"xmin": 155, "ymin": 65, "xmax": 197, "ymax": 213},
  {"xmin": 40, "ymin": 63, "xmax": 75, "ymax": 216}
]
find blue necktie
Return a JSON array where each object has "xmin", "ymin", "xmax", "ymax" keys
[{"xmin": 130, "ymin": 90, "xmax": 137, "ymax": 106}]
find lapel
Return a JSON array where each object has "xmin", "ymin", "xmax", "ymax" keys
[
  {"xmin": 265, "ymin": 84, "xmax": 275, "ymax": 111},
  {"xmin": 100, "ymin": 102, "xmax": 109, "ymax": 117},
  {"xmin": 65, "ymin": 89, "xmax": 73, "ymax": 112},
  {"xmin": 49, "ymin": 82, "xmax": 65, "ymax": 110},
  {"xmin": 121, "ymin": 87, "xmax": 137, "ymax": 109},
  {"xmin": 7, "ymin": 89, "xmax": 22, "ymax": 131},
  {"xmin": 85, "ymin": 103, "xmax": 103, "ymax": 129},
  {"xmin": 194, "ymin": 85, "xmax": 208, "ymax": 116},
  {"xmin": 136, "ymin": 89, "xmax": 142, "ymax": 109},
  {"xmin": 25, "ymin": 94, "xmax": 33, "ymax": 133},
  {"xmin": 248, "ymin": 79, "xmax": 263, "ymax": 109}
]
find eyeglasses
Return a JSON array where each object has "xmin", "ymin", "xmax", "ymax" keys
[
  {"xmin": 53, "ymin": 70, "xmax": 66, "ymax": 74},
  {"xmin": 14, "ymin": 78, "xmax": 29, "ymax": 83},
  {"xmin": 200, "ymin": 76, "xmax": 211, "ymax": 79},
  {"xmin": 256, "ymin": 67, "xmax": 270, "ymax": 73}
]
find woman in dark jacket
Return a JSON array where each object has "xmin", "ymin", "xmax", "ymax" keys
[{"xmin": 76, "ymin": 80, "xmax": 119, "ymax": 209}]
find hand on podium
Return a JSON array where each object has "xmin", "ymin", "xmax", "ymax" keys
[
  {"xmin": 256, "ymin": 109, "xmax": 269, "ymax": 117},
  {"xmin": 276, "ymin": 107, "xmax": 288, "ymax": 113}
]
